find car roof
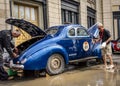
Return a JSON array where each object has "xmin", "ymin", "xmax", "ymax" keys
[{"xmin": 48, "ymin": 24, "xmax": 86, "ymax": 30}]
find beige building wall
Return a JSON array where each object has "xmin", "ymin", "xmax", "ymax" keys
[
  {"xmin": 96, "ymin": 0, "xmax": 103, "ymax": 23},
  {"xmin": 80, "ymin": 0, "xmax": 103, "ymax": 28},
  {"xmin": 112, "ymin": 5, "xmax": 120, "ymax": 11},
  {"xmin": 102, "ymin": 0, "xmax": 113, "ymax": 38},
  {"xmin": 112, "ymin": 0, "xmax": 120, "ymax": 6},
  {"xmin": 79, "ymin": 0, "xmax": 87, "ymax": 28},
  {"xmin": 112, "ymin": 0, "xmax": 120, "ymax": 12},
  {"xmin": 0, "ymin": 0, "xmax": 119, "ymax": 39},
  {"xmin": 0, "ymin": 0, "xmax": 10, "ymax": 30},
  {"xmin": 47, "ymin": 0, "xmax": 61, "ymax": 27}
]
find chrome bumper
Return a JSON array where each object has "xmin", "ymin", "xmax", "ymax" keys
[
  {"xmin": 4, "ymin": 60, "xmax": 24, "ymax": 70},
  {"xmin": 10, "ymin": 64, "xmax": 24, "ymax": 69},
  {"xmin": 10, "ymin": 60, "xmax": 24, "ymax": 69}
]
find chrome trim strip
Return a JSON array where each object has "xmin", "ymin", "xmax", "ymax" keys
[{"xmin": 69, "ymin": 56, "xmax": 98, "ymax": 63}]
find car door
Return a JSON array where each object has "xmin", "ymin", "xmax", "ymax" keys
[
  {"xmin": 66, "ymin": 28, "xmax": 79, "ymax": 60},
  {"xmin": 59, "ymin": 27, "xmax": 78, "ymax": 60},
  {"xmin": 76, "ymin": 27, "xmax": 92, "ymax": 58},
  {"xmin": 87, "ymin": 23, "xmax": 102, "ymax": 57}
]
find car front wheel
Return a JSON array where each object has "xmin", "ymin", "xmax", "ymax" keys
[{"xmin": 46, "ymin": 54, "xmax": 65, "ymax": 75}]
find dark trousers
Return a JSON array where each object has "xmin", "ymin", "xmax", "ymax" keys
[
  {"xmin": 0, "ymin": 51, "xmax": 8, "ymax": 80},
  {"xmin": 0, "ymin": 66, "xmax": 8, "ymax": 80}
]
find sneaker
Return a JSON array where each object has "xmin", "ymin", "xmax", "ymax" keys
[
  {"xmin": 106, "ymin": 66, "xmax": 110, "ymax": 70},
  {"xmin": 0, "ymin": 76, "xmax": 9, "ymax": 81},
  {"xmin": 109, "ymin": 65, "xmax": 114, "ymax": 69},
  {"xmin": 106, "ymin": 69, "xmax": 115, "ymax": 73},
  {"xmin": 8, "ymin": 76, "xmax": 14, "ymax": 80}
]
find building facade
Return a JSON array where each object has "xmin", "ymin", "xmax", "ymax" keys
[{"xmin": 0, "ymin": 0, "xmax": 120, "ymax": 45}]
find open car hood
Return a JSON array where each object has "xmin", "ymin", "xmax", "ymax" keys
[
  {"xmin": 87, "ymin": 23, "xmax": 99, "ymax": 38},
  {"xmin": 6, "ymin": 18, "xmax": 46, "ymax": 37}
]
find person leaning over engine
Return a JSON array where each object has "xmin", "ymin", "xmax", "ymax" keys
[{"xmin": 0, "ymin": 29, "xmax": 21, "ymax": 80}]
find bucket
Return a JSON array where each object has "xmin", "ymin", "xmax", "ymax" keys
[{"xmin": 7, "ymin": 69, "xmax": 17, "ymax": 76}]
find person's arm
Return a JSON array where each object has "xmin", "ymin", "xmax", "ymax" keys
[
  {"xmin": 106, "ymin": 36, "xmax": 112, "ymax": 44},
  {"xmin": 3, "ymin": 33, "xmax": 17, "ymax": 58},
  {"xmin": 10, "ymin": 41, "xmax": 19, "ymax": 54},
  {"xmin": 13, "ymin": 47, "xmax": 19, "ymax": 54},
  {"xmin": 93, "ymin": 37, "xmax": 102, "ymax": 43},
  {"xmin": 105, "ymin": 30, "xmax": 112, "ymax": 44},
  {"xmin": 10, "ymin": 42, "xmax": 15, "ymax": 48}
]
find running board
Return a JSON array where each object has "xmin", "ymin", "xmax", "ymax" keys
[{"xmin": 69, "ymin": 56, "xmax": 98, "ymax": 63}]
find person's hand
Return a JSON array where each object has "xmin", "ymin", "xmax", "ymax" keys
[
  {"xmin": 101, "ymin": 42, "xmax": 106, "ymax": 48},
  {"xmin": 92, "ymin": 38, "xmax": 100, "ymax": 43},
  {"xmin": 12, "ymin": 52, "xmax": 18, "ymax": 58},
  {"xmin": 14, "ymin": 47, "xmax": 19, "ymax": 54}
]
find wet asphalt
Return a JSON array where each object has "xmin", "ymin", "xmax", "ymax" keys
[{"xmin": 0, "ymin": 54, "xmax": 120, "ymax": 86}]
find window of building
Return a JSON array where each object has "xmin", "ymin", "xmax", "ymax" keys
[
  {"xmin": 113, "ymin": 12, "xmax": 120, "ymax": 39},
  {"xmin": 61, "ymin": 0, "xmax": 79, "ymax": 24},
  {"xmin": 12, "ymin": 1, "xmax": 46, "ymax": 46},
  {"xmin": 14, "ymin": 4, "xmax": 38, "ymax": 25},
  {"xmin": 87, "ymin": 7, "xmax": 96, "ymax": 28},
  {"xmin": 13, "ymin": 4, "xmax": 39, "ymax": 45}
]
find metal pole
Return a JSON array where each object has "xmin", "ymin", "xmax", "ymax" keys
[{"xmin": 9, "ymin": 0, "xmax": 13, "ymax": 30}]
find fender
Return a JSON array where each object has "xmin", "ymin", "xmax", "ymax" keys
[
  {"xmin": 23, "ymin": 44, "xmax": 69, "ymax": 70},
  {"xmin": 92, "ymin": 42, "xmax": 102, "ymax": 58}
]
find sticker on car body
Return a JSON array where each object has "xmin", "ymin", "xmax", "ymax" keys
[{"xmin": 83, "ymin": 41, "xmax": 89, "ymax": 51}]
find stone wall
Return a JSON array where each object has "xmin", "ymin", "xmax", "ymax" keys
[
  {"xmin": 112, "ymin": 0, "xmax": 120, "ymax": 11},
  {"xmin": 96, "ymin": 0, "xmax": 103, "ymax": 23},
  {"xmin": 47, "ymin": 0, "xmax": 61, "ymax": 27},
  {"xmin": 102, "ymin": 0, "xmax": 113, "ymax": 37},
  {"xmin": 0, "ymin": 0, "xmax": 10, "ymax": 30},
  {"xmin": 80, "ymin": 0, "xmax": 87, "ymax": 28},
  {"xmin": 0, "ymin": 0, "xmax": 119, "ymax": 39}
]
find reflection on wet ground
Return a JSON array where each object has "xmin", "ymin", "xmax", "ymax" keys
[{"xmin": 0, "ymin": 54, "xmax": 120, "ymax": 86}]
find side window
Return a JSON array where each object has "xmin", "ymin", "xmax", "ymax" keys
[
  {"xmin": 77, "ymin": 28, "xmax": 89, "ymax": 36},
  {"xmin": 68, "ymin": 28, "xmax": 75, "ymax": 36}
]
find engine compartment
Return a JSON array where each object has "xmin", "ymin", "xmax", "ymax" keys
[{"xmin": 16, "ymin": 36, "xmax": 44, "ymax": 54}]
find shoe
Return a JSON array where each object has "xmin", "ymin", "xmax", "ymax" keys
[
  {"xmin": 0, "ymin": 76, "xmax": 15, "ymax": 81},
  {"xmin": 105, "ymin": 65, "xmax": 115, "ymax": 70},
  {"xmin": 106, "ymin": 69, "xmax": 115, "ymax": 73},
  {"xmin": 105, "ymin": 66, "xmax": 110, "ymax": 70},
  {"xmin": 8, "ymin": 76, "xmax": 14, "ymax": 80},
  {"xmin": 0, "ymin": 77, "xmax": 8, "ymax": 81},
  {"xmin": 109, "ymin": 65, "xmax": 114, "ymax": 69}
]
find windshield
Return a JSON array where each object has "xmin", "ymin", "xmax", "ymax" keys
[{"xmin": 45, "ymin": 27, "xmax": 59, "ymax": 35}]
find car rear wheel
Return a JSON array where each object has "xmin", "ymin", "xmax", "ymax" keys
[
  {"xmin": 46, "ymin": 54, "xmax": 65, "ymax": 75},
  {"xmin": 96, "ymin": 58, "xmax": 103, "ymax": 64}
]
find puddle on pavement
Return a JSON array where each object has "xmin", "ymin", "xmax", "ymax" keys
[
  {"xmin": 1, "ymin": 63, "xmax": 120, "ymax": 86},
  {"xmin": 0, "ymin": 66, "xmax": 120, "ymax": 86}
]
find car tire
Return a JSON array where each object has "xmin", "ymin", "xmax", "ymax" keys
[
  {"xmin": 46, "ymin": 54, "xmax": 65, "ymax": 75},
  {"xmin": 96, "ymin": 58, "xmax": 103, "ymax": 64}
]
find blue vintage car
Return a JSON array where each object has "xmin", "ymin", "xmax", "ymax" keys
[{"xmin": 6, "ymin": 18, "xmax": 102, "ymax": 75}]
